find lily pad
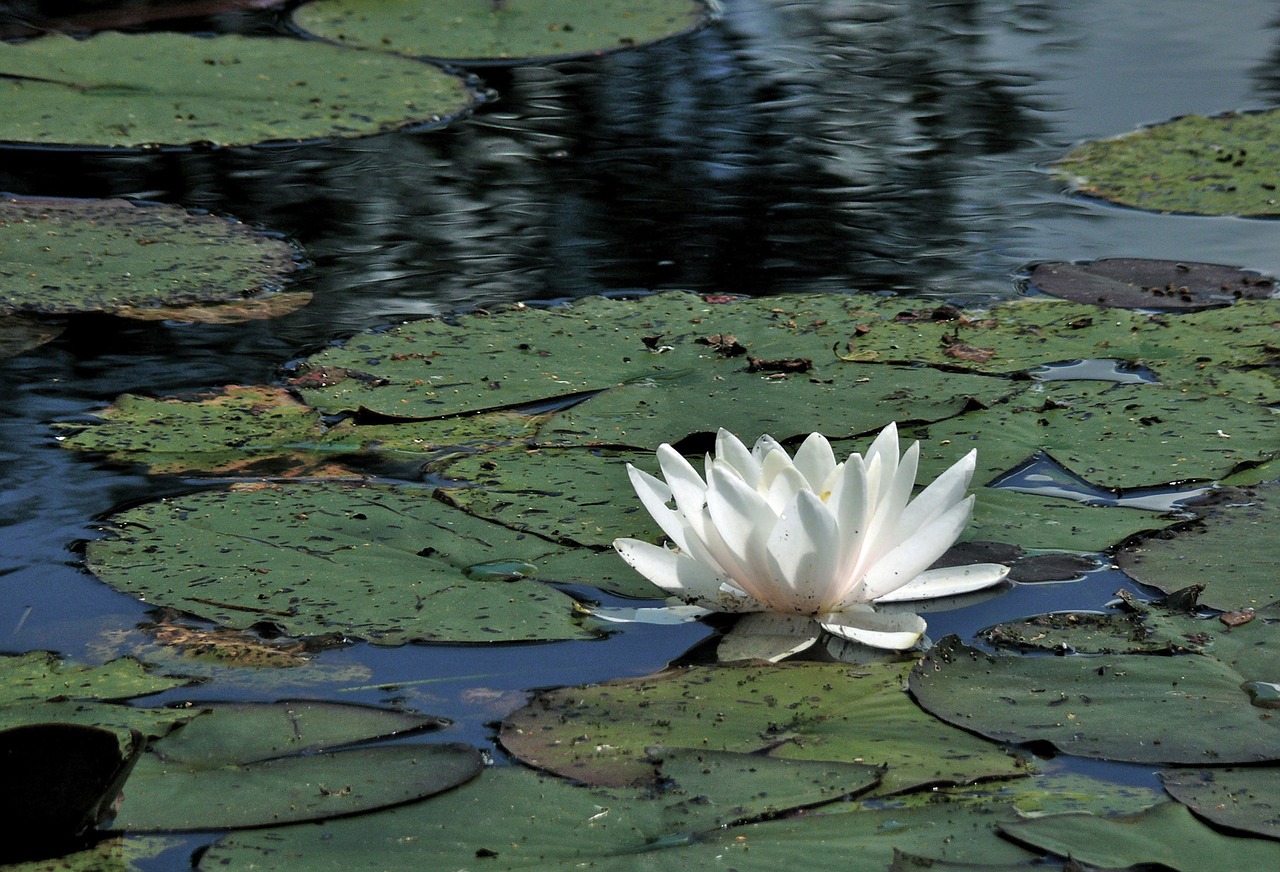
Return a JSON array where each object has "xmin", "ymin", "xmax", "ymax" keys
[
  {"xmin": 113, "ymin": 701, "xmax": 475, "ymax": 832},
  {"xmin": 500, "ymin": 661, "xmax": 1026, "ymax": 795},
  {"xmin": 1054, "ymin": 109, "xmax": 1280, "ymax": 216},
  {"xmin": 0, "ymin": 313, "xmax": 64, "ymax": 357},
  {"xmin": 0, "ymin": 0, "xmax": 284, "ymax": 39},
  {"xmin": 1000, "ymin": 801, "xmax": 1280, "ymax": 869},
  {"xmin": 0, "ymin": 836, "xmax": 178, "ymax": 871},
  {"xmin": 0, "ymin": 32, "xmax": 475, "ymax": 149},
  {"xmin": 910, "ymin": 634, "xmax": 1280, "ymax": 764},
  {"xmin": 906, "ymin": 381, "xmax": 1280, "ymax": 489},
  {"xmin": 1160, "ymin": 767, "xmax": 1280, "ymax": 841},
  {"xmin": 291, "ymin": 0, "xmax": 712, "ymax": 64},
  {"xmin": 1117, "ymin": 484, "xmax": 1280, "ymax": 611},
  {"xmin": 85, "ymin": 481, "xmax": 634, "ymax": 645},
  {"xmin": 200, "ymin": 765, "xmax": 1034, "ymax": 870},
  {"xmin": 1027, "ymin": 258, "xmax": 1275, "ymax": 309},
  {"xmin": 1, "ymin": 197, "xmax": 297, "ymax": 314}
]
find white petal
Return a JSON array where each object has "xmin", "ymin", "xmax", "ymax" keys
[
  {"xmin": 792, "ymin": 432, "xmax": 837, "ymax": 489},
  {"xmin": 717, "ymin": 613, "xmax": 820, "ymax": 663},
  {"xmin": 863, "ymin": 423, "xmax": 901, "ymax": 501},
  {"xmin": 705, "ymin": 462, "xmax": 782, "ymax": 602},
  {"xmin": 851, "ymin": 495, "xmax": 975, "ymax": 602},
  {"xmin": 656, "ymin": 445, "xmax": 709, "ymax": 525},
  {"xmin": 856, "ymin": 440, "xmax": 921, "ymax": 573},
  {"xmin": 751, "ymin": 433, "xmax": 786, "ymax": 462},
  {"xmin": 765, "ymin": 489, "xmax": 840, "ymax": 610},
  {"xmin": 897, "ymin": 449, "xmax": 976, "ymax": 534},
  {"xmin": 819, "ymin": 608, "xmax": 927, "ymax": 651},
  {"xmin": 762, "ymin": 458, "xmax": 810, "ymax": 515},
  {"xmin": 626, "ymin": 464, "xmax": 693, "ymax": 554},
  {"xmin": 612, "ymin": 539, "xmax": 760, "ymax": 612},
  {"xmin": 829, "ymin": 458, "xmax": 873, "ymax": 598},
  {"xmin": 873, "ymin": 563, "xmax": 1010, "ymax": 603},
  {"xmin": 716, "ymin": 429, "xmax": 760, "ymax": 483}
]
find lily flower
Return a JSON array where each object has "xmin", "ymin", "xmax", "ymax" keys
[{"xmin": 612, "ymin": 424, "xmax": 1009, "ymax": 652}]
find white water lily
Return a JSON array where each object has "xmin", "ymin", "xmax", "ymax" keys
[{"xmin": 612, "ymin": 423, "xmax": 1009, "ymax": 652}]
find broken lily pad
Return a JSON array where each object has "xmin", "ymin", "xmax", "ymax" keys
[
  {"xmin": 292, "ymin": 0, "xmax": 712, "ymax": 64},
  {"xmin": 1, "ymin": 197, "xmax": 297, "ymax": 315},
  {"xmin": 84, "ymin": 481, "xmax": 639, "ymax": 645},
  {"xmin": 1117, "ymin": 484, "xmax": 1280, "ymax": 611},
  {"xmin": 1160, "ymin": 767, "xmax": 1280, "ymax": 841},
  {"xmin": 500, "ymin": 660, "xmax": 1026, "ymax": 796},
  {"xmin": 1054, "ymin": 109, "xmax": 1280, "ymax": 216},
  {"xmin": 0, "ymin": 32, "xmax": 475, "ymax": 149},
  {"xmin": 910, "ymin": 633, "xmax": 1280, "ymax": 765},
  {"xmin": 200, "ymin": 764, "xmax": 1033, "ymax": 870},
  {"xmin": 1027, "ymin": 258, "xmax": 1275, "ymax": 310},
  {"xmin": 112, "ymin": 701, "xmax": 477, "ymax": 832}
]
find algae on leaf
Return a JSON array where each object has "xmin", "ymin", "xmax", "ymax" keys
[
  {"xmin": 0, "ymin": 33, "xmax": 475, "ymax": 149},
  {"xmin": 1054, "ymin": 109, "xmax": 1280, "ymax": 216},
  {"xmin": 292, "ymin": 0, "xmax": 712, "ymax": 64}
]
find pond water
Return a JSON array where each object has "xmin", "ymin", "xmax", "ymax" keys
[{"xmin": 3, "ymin": 0, "xmax": 1280, "ymax": 865}]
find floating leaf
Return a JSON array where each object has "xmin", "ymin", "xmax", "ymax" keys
[
  {"xmin": 292, "ymin": 0, "xmax": 712, "ymax": 64},
  {"xmin": 1160, "ymin": 767, "xmax": 1280, "ymax": 841},
  {"xmin": 0, "ymin": 835, "xmax": 178, "ymax": 871},
  {"xmin": 910, "ymin": 634, "xmax": 1280, "ymax": 765},
  {"xmin": 1000, "ymin": 801, "xmax": 1280, "ymax": 869},
  {"xmin": 113, "ymin": 701, "xmax": 475, "ymax": 832},
  {"xmin": 1, "ymin": 197, "xmax": 296, "ymax": 314},
  {"xmin": 0, "ymin": 0, "xmax": 284, "ymax": 39},
  {"xmin": 200, "ymin": 765, "xmax": 1033, "ymax": 870},
  {"xmin": 500, "ymin": 661, "xmax": 1026, "ymax": 795},
  {"xmin": 0, "ymin": 313, "xmax": 64, "ymax": 358},
  {"xmin": 1117, "ymin": 484, "xmax": 1280, "ymax": 611},
  {"xmin": 85, "ymin": 481, "xmax": 629, "ymax": 645},
  {"xmin": 1054, "ymin": 109, "xmax": 1280, "ymax": 216},
  {"xmin": 0, "ymin": 33, "xmax": 474, "ymax": 149},
  {"xmin": 1027, "ymin": 258, "xmax": 1275, "ymax": 309}
]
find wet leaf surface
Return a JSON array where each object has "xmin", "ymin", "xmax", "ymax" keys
[
  {"xmin": 1027, "ymin": 258, "xmax": 1275, "ymax": 309},
  {"xmin": 292, "ymin": 0, "xmax": 712, "ymax": 64},
  {"xmin": 1118, "ymin": 483, "xmax": 1280, "ymax": 611},
  {"xmin": 1054, "ymin": 109, "xmax": 1280, "ymax": 216},
  {"xmin": 85, "ymin": 482, "xmax": 631, "ymax": 645},
  {"xmin": 500, "ymin": 661, "xmax": 1026, "ymax": 795},
  {"xmin": 0, "ymin": 33, "xmax": 475, "ymax": 149},
  {"xmin": 1160, "ymin": 767, "xmax": 1280, "ymax": 841}
]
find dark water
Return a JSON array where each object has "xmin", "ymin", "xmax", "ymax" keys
[{"xmin": 2, "ymin": 0, "xmax": 1279, "ymax": 861}]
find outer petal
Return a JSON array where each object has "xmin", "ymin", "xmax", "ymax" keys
[
  {"xmin": 863, "ymin": 423, "xmax": 901, "ymax": 503},
  {"xmin": 626, "ymin": 464, "xmax": 693, "ymax": 554},
  {"xmin": 896, "ymin": 449, "xmax": 975, "ymax": 535},
  {"xmin": 818, "ymin": 607, "xmax": 927, "ymax": 651},
  {"xmin": 792, "ymin": 432, "xmax": 837, "ymax": 490},
  {"xmin": 765, "ymin": 489, "xmax": 840, "ymax": 610},
  {"xmin": 656, "ymin": 445, "xmax": 710, "ymax": 527},
  {"xmin": 705, "ymin": 462, "xmax": 780, "ymax": 595},
  {"xmin": 715, "ymin": 429, "xmax": 761, "ymax": 484},
  {"xmin": 612, "ymin": 538, "xmax": 761, "ymax": 613},
  {"xmin": 849, "ymin": 495, "xmax": 975, "ymax": 603},
  {"xmin": 761, "ymin": 454, "xmax": 810, "ymax": 515},
  {"xmin": 872, "ymin": 563, "xmax": 1010, "ymax": 603}
]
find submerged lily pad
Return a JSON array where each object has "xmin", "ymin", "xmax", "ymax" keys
[
  {"xmin": 500, "ymin": 661, "xmax": 1026, "ymax": 795},
  {"xmin": 1, "ymin": 197, "xmax": 297, "ymax": 315},
  {"xmin": 0, "ymin": 313, "xmax": 64, "ymax": 358},
  {"xmin": 85, "ymin": 481, "xmax": 633, "ymax": 645},
  {"xmin": 292, "ymin": 0, "xmax": 712, "ymax": 64},
  {"xmin": 910, "ymin": 634, "xmax": 1280, "ymax": 765},
  {"xmin": 1000, "ymin": 801, "xmax": 1280, "ymax": 869},
  {"xmin": 200, "ymin": 764, "xmax": 1034, "ymax": 870},
  {"xmin": 1117, "ymin": 484, "xmax": 1280, "ymax": 611},
  {"xmin": 113, "ymin": 701, "xmax": 476, "ymax": 832},
  {"xmin": 1160, "ymin": 767, "xmax": 1280, "ymax": 841},
  {"xmin": 1027, "ymin": 258, "xmax": 1275, "ymax": 309},
  {"xmin": 1054, "ymin": 109, "xmax": 1280, "ymax": 216},
  {"xmin": 0, "ymin": 32, "xmax": 474, "ymax": 149}
]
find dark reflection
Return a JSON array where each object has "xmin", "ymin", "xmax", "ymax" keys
[{"xmin": 1, "ymin": 0, "xmax": 1048, "ymax": 328}]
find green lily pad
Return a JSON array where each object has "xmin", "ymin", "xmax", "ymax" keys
[
  {"xmin": 906, "ymin": 380, "xmax": 1280, "ymax": 489},
  {"xmin": 500, "ymin": 661, "xmax": 1026, "ymax": 796},
  {"xmin": 965, "ymin": 487, "xmax": 1177, "ymax": 552},
  {"xmin": 0, "ymin": 32, "xmax": 474, "ymax": 149},
  {"xmin": 1027, "ymin": 258, "xmax": 1275, "ymax": 310},
  {"xmin": 1, "ymin": 197, "xmax": 297, "ymax": 315},
  {"xmin": 1117, "ymin": 484, "xmax": 1280, "ymax": 611},
  {"xmin": 0, "ymin": 836, "xmax": 178, "ymax": 871},
  {"xmin": 84, "ymin": 481, "xmax": 633, "ymax": 645},
  {"xmin": 910, "ymin": 634, "xmax": 1280, "ymax": 765},
  {"xmin": 1000, "ymin": 801, "xmax": 1280, "ymax": 869},
  {"xmin": 1054, "ymin": 109, "xmax": 1280, "ymax": 216},
  {"xmin": 1160, "ymin": 767, "xmax": 1280, "ymax": 841},
  {"xmin": 291, "ymin": 0, "xmax": 711, "ymax": 64},
  {"xmin": 289, "ymin": 292, "xmax": 1017, "ymax": 432},
  {"xmin": 200, "ymin": 765, "xmax": 1034, "ymax": 870},
  {"xmin": 113, "ymin": 701, "xmax": 476, "ymax": 832}
]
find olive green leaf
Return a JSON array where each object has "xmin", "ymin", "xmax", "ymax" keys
[
  {"xmin": 292, "ymin": 0, "xmax": 712, "ymax": 64},
  {"xmin": 0, "ymin": 33, "xmax": 475, "ymax": 149},
  {"xmin": 1160, "ymin": 767, "xmax": 1280, "ymax": 841},
  {"xmin": 1054, "ymin": 109, "xmax": 1280, "ymax": 216},
  {"xmin": 1026, "ymin": 258, "xmax": 1275, "ymax": 310}
]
